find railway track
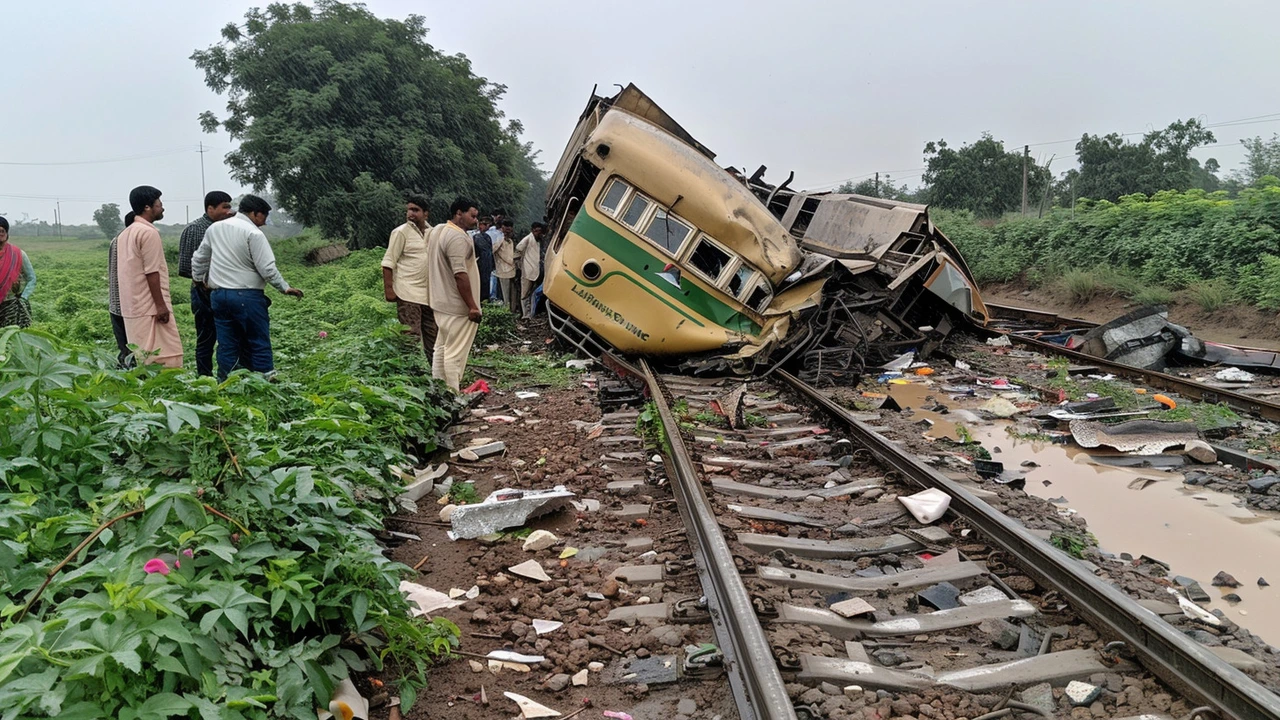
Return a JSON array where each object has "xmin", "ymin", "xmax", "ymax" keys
[{"xmin": 598, "ymin": 354, "xmax": 1280, "ymax": 720}]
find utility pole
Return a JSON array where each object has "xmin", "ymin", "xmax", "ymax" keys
[
  {"xmin": 874, "ymin": 172, "xmax": 880, "ymax": 197},
  {"xmin": 198, "ymin": 142, "xmax": 208, "ymax": 198},
  {"xmin": 1021, "ymin": 145, "xmax": 1029, "ymax": 216},
  {"xmin": 56, "ymin": 201, "xmax": 62, "ymax": 239}
]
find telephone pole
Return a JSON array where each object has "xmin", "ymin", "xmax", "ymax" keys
[
  {"xmin": 1021, "ymin": 145, "xmax": 1029, "ymax": 216},
  {"xmin": 197, "ymin": 142, "xmax": 208, "ymax": 198},
  {"xmin": 56, "ymin": 201, "xmax": 62, "ymax": 239},
  {"xmin": 874, "ymin": 172, "xmax": 880, "ymax": 197}
]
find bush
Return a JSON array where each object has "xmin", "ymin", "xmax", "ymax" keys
[
  {"xmin": 1132, "ymin": 286, "xmax": 1174, "ymax": 306},
  {"xmin": 1062, "ymin": 270, "xmax": 1101, "ymax": 304},
  {"xmin": 1189, "ymin": 280, "xmax": 1230, "ymax": 313},
  {"xmin": 476, "ymin": 303, "xmax": 517, "ymax": 346}
]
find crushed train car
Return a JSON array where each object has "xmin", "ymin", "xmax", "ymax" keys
[{"xmin": 542, "ymin": 84, "xmax": 989, "ymax": 380}]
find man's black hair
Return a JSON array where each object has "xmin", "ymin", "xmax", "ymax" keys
[
  {"xmin": 449, "ymin": 197, "xmax": 479, "ymax": 217},
  {"xmin": 407, "ymin": 193, "xmax": 431, "ymax": 211},
  {"xmin": 501, "ymin": 219, "xmax": 514, "ymax": 228},
  {"xmin": 204, "ymin": 190, "xmax": 233, "ymax": 210},
  {"xmin": 238, "ymin": 194, "xmax": 272, "ymax": 215},
  {"xmin": 531, "ymin": 221, "xmax": 547, "ymax": 231},
  {"xmin": 129, "ymin": 186, "xmax": 162, "ymax": 215}
]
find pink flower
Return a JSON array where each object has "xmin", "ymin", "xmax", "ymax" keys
[
  {"xmin": 181, "ymin": 548, "xmax": 194, "ymax": 558},
  {"xmin": 318, "ymin": 331, "xmax": 328, "ymax": 338},
  {"xmin": 143, "ymin": 558, "xmax": 171, "ymax": 575}
]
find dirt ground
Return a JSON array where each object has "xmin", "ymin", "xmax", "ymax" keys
[{"xmin": 982, "ymin": 283, "xmax": 1280, "ymax": 349}]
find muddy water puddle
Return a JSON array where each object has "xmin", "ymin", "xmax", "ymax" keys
[
  {"xmin": 883, "ymin": 380, "xmax": 1280, "ymax": 644},
  {"xmin": 973, "ymin": 424, "xmax": 1280, "ymax": 644}
]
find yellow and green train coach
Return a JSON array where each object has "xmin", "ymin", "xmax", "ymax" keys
[{"xmin": 542, "ymin": 84, "xmax": 989, "ymax": 375}]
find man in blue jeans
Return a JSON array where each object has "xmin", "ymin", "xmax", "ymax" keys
[
  {"xmin": 190, "ymin": 195, "xmax": 303, "ymax": 380},
  {"xmin": 176, "ymin": 191, "xmax": 235, "ymax": 376}
]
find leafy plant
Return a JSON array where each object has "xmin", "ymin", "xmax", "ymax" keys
[
  {"xmin": 1188, "ymin": 280, "xmax": 1230, "ymax": 313},
  {"xmin": 636, "ymin": 402, "xmax": 667, "ymax": 449},
  {"xmin": 448, "ymin": 482, "xmax": 480, "ymax": 505},
  {"xmin": 0, "ymin": 236, "xmax": 465, "ymax": 718}
]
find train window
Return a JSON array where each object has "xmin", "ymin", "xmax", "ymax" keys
[
  {"xmin": 746, "ymin": 283, "xmax": 771, "ymax": 313},
  {"xmin": 621, "ymin": 194, "xmax": 651, "ymax": 229},
  {"xmin": 600, "ymin": 179, "xmax": 628, "ymax": 214},
  {"xmin": 727, "ymin": 266, "xmax": 752, "ymax": 297},
  {"xmin": 688, "ymin": 238, "xmax": 732, "ymax": 282},
  {"xmin": 643, "ymin": 210, "xmax": 693, "ymax": 254}
]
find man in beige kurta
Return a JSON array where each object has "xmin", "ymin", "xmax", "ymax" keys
[
  {"xmin": 515, "ymin": 222, "xmax": 547, "ymax": 320},
  {"xmin": 427, "ymin": 198, "xmax": 481, "ymax": 391},
  {"xmin": 492, "ymin": 219, "xmax": 518, "ymax": 314},
  {"xmin": 118, "ymin": 186, "xmax": 182, "ymax": 368},
  {"xmin": 382, "ymin": 196, "xmax": 436, "ymax": 357}
]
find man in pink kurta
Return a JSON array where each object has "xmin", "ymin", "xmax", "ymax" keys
[{"xmin": 117, "ymin": 186, "xmax": 182, "ymax": 368}]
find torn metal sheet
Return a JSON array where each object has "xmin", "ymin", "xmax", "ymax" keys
[
  {"xmin": 449, "ymin": 486, "xmax": 575, "ymax": 539},
  {"xmin": 1069, "ymin": 419, "xmax": 1200, "ymax": 454},
  {"xmin": 798, "ymin": 648, "xmax": 1109, "ymax": 692}
]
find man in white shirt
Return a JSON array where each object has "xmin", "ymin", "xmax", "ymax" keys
[
  {"xmin": 191, "ymin": 194, "xmax": 303, "ymax": 381},
  {"xmin": 515, "ymin": 222, "xmax": 547, "ymax": 320}
]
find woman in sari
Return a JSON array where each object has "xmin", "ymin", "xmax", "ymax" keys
[{"xmin": 0, "ymin": 216, "xmax": 36, "ymax": 328}]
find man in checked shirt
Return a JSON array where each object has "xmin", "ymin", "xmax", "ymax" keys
[{"xmin": 177, "ymin": 191, "xmax": 235, "ymax": 377}]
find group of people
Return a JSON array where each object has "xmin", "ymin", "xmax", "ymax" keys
[
  {"xmin": 108, "ymin": 186, "xmax": 301, "ymax": 379},
  {"xmin": 4, "ymin": 189, "xmax": 550, "ymax": 395},
  {"xmin": 381, "ymin": 197, "xmax": 548, "ymax": 391},
  {"xmin": 465, "ymin": 207, "xmax": 547, "ymax": 320}
]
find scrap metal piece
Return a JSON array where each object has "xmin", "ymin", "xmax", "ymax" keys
[
  {"xmin": 710, "ymin": 385, "xmax": 749, "ymax": 429},
  {"xmin": 449, "ymin": 486, "xmax": 576, "ymax": 539},
  {"xmin": 1079, "ymin": 305, "xmax": 1176, "ymax": 370},
  {"xmin": 737, "ymin": 532, "xmax": 923, "ymax": 559},
  {"xmin": 1069, "ymin": 419, "xmax": 1200, "ymax": 455},
  {"xmin": 757, "ymin": 561, "xmax": 986, "ymax": 593}
]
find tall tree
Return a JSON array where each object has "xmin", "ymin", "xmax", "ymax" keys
[
  {"xmin": 191, "ymin": 1, "xmax": 527, "ymax": 248},
  {"xmin": 1074, "ymin": 118, "xmax": 1218, "ymax": 201},
  {"xmin": 1233, "ymin": 134, "xmax": 1280, "ymax": 187},
  {"xmin": 92, "ymin": 202, "xmax": 123, "ymax": 239},
  {"xmin": 921, "ymin": 133, "xmax": 1051, "ymax": 217},
  {"xmin": 513, "ymin": 142, "xmax": 548, "ymax": 225},
  {"xmin": 835, "ymin": 174, "xmax": 916, "ymax": 202}
]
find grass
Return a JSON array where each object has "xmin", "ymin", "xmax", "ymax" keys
[
  {"xmin": 466, "ymin": 348, "xmax": 580, "ymax": 389},
  {"xmin": 448, "ymin": 481, "xmax": 480, "ymax": 505},
  {"xmin": 1151, "ymin": 402, "xmax": 1242, "ymax": 431},
  {"xmin": 1188, "ymin": 280, "xmax": 1231, "ymax": 313},
  {"xmin": 1132, "ymin": 286, "xmax": 1174, "ymax": 306},
  {"xmin": 637, "ymin": 401, "xmax": 667, "ymax": 448},
  {"xmin": 1062, "ymin": 269, "xmax": 1101, "ymax": 304},
  {"xmin": 1050, "ymin": 531, "xmax": 1095, "ymax": 559}
]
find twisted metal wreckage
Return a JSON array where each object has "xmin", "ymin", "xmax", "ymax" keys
[{"xmin": 541, "ymin": 84, "xmax": 991, "ymax": 383}]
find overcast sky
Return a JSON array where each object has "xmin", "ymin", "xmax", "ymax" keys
[{"xmin": 3, "ymin": 0, "xmax": 1278, "ymax": 224}]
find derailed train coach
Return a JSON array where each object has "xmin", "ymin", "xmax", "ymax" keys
[{"xmin": 543, "ymin": 84, "xmax": 989, "ymax": 380}]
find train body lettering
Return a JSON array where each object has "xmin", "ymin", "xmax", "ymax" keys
[{"xmin": 571, "ymin": 283, "xmax": 650, "ymax": 341}]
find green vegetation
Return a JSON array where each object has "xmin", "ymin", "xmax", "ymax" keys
[
  {"xmin": 1151, "ymin": 402, "xmax": 1242, "ymax": 431},
  {"xmin": 637, "ymin": 402, "xmax": 667, "ymax": 449},
  {"xmin": 475, "ymin": 304, "xmax": 518, "ymax": 346},
  {"xmin": 1131, "ymin": 286, "xmax": 1174, "ymax": 306},
  {"xmin": 466, "ymin": 347, "xmax": 579, "ymax": 390},
  {"xmin": 0, "ymin": 235, "xmax": 467, "ymax": 717},
  {"xmin": 1050, "ymin": 530, "xmax": 1096, "ymax": 559},
  {"xmin": 447, "ymin": 482, "xmax": 480, "ymax": 505},
  {"xmin": 192, "ymin": 2, "xmax": 546, "ymax": 249},
  {"xmin": 939, "ymin": 183, "xmax": 1280, "ymax": 309}
]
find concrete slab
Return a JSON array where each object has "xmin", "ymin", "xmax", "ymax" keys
[
  {"xmin": 1208, "ymin": 645, "xmax": 1268, "ymax": 672},
  {"xmin": 774, "ymin": 598, "xmax": 1036, "ymax": 639},
  {"xmin": 612, "ymin": 503, "xmax": 651, "ymax": 521},
  {"xmin": 449, "ymin": 486, "xmax": 575, "ymax": 539},
  {"xmin": 610, "ymin": 565, "xmax": 665, "ymax": 584},
  {"xmin": 757, "ymin": 561, "xmax": 986, "ymax": 593},
  {"xmin": 606, "ymin": 604, "xmax": 670, "ymax": 622},
  {"xmin": 727, "ymin": 503, "xmax": 832, "ymax": 528},
  {"xmin": 711, "ymin": 477, "xmax": 882, "ymax": 500},
  {"xmin": 737, "ymin": 532, "xmax": 922, "ymax": 559}
]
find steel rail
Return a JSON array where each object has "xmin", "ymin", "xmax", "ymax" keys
[
  {"xmin": 638, "ymin": 359, "xmax": 798, "ymax": 720},
  {"xmin": 778, "ymin": 369, "xmax": 1280, "ymax": 720},
  {"xmin": 1000, "ymin": 332, "xmax": 1280, "ymax": 422}
]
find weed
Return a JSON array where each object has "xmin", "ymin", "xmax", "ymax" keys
[
  {"xmin": 1061, "ymin": 270, "xmax": 1101, "ymax": 304},
  {"xmin": 449, "ymin": 481, "xmax": 480, "ymax": 505},
  {"xmin": 1188, "ymin": 280, "xmax": 1230, "ymax": 313},
  {"xmin": 475, "ymin": 304, "xmax": 518, "ymax": 345},
  {"xmin": 1050, "ymin": 531, "xmax": 1094, "ymax": 559},
  {"xmin": 467, "ymin": 349, "xmax": 578, "ymax": 389},
  {"xmin": 637, "ymin": 402, "xmax": 667, "ymax": 448},
  {"xmin": 1151, "ymin": 402, "xmax": 1241, "ymax": 431},
  {"xmin": 1132, "ymin": 286, "xmax": 1174, "ymax": 306}
]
